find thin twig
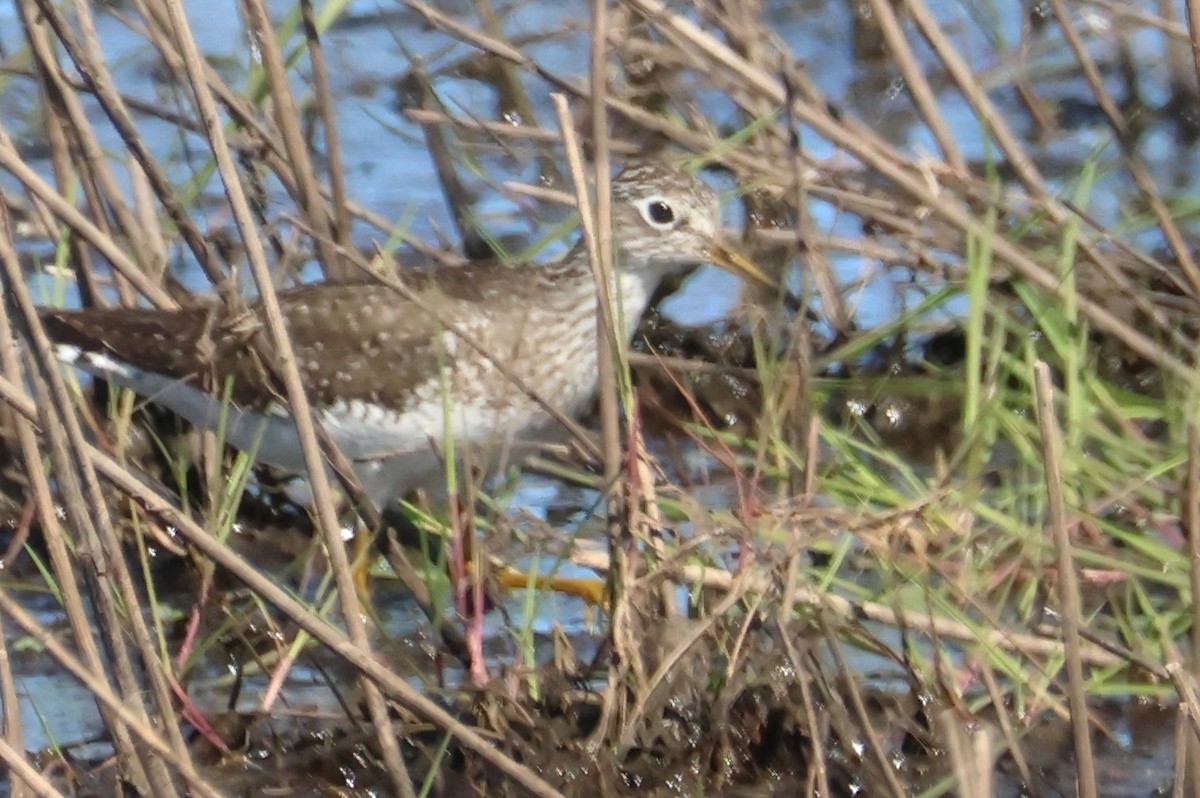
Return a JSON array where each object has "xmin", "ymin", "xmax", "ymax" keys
[
  {"xmin": 1033, "ymin": 361, "xmax": 1097, "ymax": 798},
  {"xmin": 0, "ymin": 372, "xmax": 568, "ymax": 798}
]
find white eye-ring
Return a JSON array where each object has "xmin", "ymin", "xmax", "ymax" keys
[{"xmin": 634, "ymin": 196, "xmax": 678, "ymax": 230}]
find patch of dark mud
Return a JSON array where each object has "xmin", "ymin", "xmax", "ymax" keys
[
  {"xmin": 179, "ymin": 618, "xmax": 847, "ymax": 797},
  {"xmin": 165, "ymin": 619, "xmax": 1177, "ymax": 797},
  {"xmin": 632, "ymin": 311, "xmax": 967, "ymax": 466},
  {"xmin": 5, "ymin": 564, "xmax": 1180, "ymax": 798},
  {"xmin": 633, "ymin": 309, "xmax": 763, "ymax": 434}
]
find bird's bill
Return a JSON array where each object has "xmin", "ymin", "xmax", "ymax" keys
[{"xmin": 703, "ymin": 240, "xmax": 775, "ymax": 288}]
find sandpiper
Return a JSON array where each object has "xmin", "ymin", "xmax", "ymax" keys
[{"xmin": 42, "ymin": 162, "xmax": 767, "ymax": 511}]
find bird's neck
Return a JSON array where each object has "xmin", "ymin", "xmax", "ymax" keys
[
  {"xmin": 540, "ymin": 244, "xmax": 672, "ymax": 342},
  {"xmin": 609, "ymin": 267, "xmax": 664, "ymax": 341}
]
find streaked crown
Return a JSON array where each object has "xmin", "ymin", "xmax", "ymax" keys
[{"xmin": 609, "ymin": 162, "xmax": 723, "ymax": 274}]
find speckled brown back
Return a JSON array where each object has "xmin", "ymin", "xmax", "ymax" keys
[{"xmin": 41, "ymin": 162, "xmax": 737, "ymax": 421}]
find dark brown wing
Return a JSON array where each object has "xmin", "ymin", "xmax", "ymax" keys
[
  {"xmin": 275, "ymin": 262, "xmax": 548, "ymax": 410},
  {"xmin": 275, "ymin": 281, "xmax": 447, "ymax": 411},
  {"xmin": 41, "ymin": 282, "xmax": 445, "ymax": 412},
  {"xmin": 43, "ymin": 259, "xmax": 545, "ymax": 412},
  {"xmin": 40, "ymin": 302, "xmax": 272, "ymax": 400}
]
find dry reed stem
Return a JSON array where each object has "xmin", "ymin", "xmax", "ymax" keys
[
  {"xmin": 944, "ymin": 711, "xmax": 995, "ymax": 798},
  {"xmin": 1046, "ymin": 0, "xmax": 1200, "ymax": 298},
  {"xmin": 863, "ymin": 0, "xmax": 965, "ymax": 174},
  {"xmin": 823, "ymin": 629, "xmax": 908, "ymax": 797},
  {"xmin": 1, "ymin": 178, "xmax": 185, "ymax": 798},
  {"xmin": 1188, "ymin": 422, "xmax": 1200, "ymax": 789},
  {"xmin": 1165, "ymin": 661, "xmax": 1200, "ymax": 743},
  {"xmin": 1163, "ymin": 630, "xmax": 1200, "ymax": 793},
  {"xmin": 0, "ymin": 372, "xmax": 568, "ymax": 798},
  {"xmin": 474, "ymin": 0, "xmax": 546, "ymax": 157},
  {"xmin": 34, "ymin": 0, "xmax": 220, "ymax": 290},
  {"xmin": 776, "ymin": 613, "xmax": 830, "ymax": 798},
  {"xmin": 588, "ymin": 2, "xmax": 621, "ymax": 552},
  {"xmin": 241, "ymin": 1, "xmax": 342, "ymax": 285},
  {"xmin": 404, "ymin": 67, "xmax": 483, "ymax": 250},
  {"xmin": 0, "ymin": 737, "xmax": 67, "ymax": 798},
  {"xmin": 300, "ymin": 0, "xmax": 352, "ymax": 271},
  {"xmin": 1189, "ymin": 0, "xmax": 1200, "ymax": 88},
  {"xmin": 627, "ymin": 0, "xmax": 1195, "ymax": 382},
  {"xmin": 404, "ymin": 2, "xmax": 532, "ymax": 67},
  {"xmin": 1172, "ymin": 716, "xmax": 1190, "ymax": 798},
  {"xmin": 1034, "ymin": 361, "xmax": 1098, "ymax": 798},
  {"xmin": 0, "ymin": 589, "xmax": 223, "ymax": 798},
  {"xmin": 0, "ymin": 612, "xmax": 29, "ymax": 798},
  {"xmin": 616, "ymin": 574, "xmax": 750, "ymax": 748},
  {"xmin": 777, "ymin": 122, "xmax": 850, "ymax": 337},
  {"xmin": 627, "ymin": 412, "xmax": 678, "ymax": 615},
  {"xmin": 169, "ymin": 1, "xmax": 415, "ymax": 794},
  {"xmin": 978, "ymin": 663, "xmax": 1035, "ymax": 787},
  {"xmin": 567, "ymin": 543, "xmax": 1126, "ymax": 669},
  {"xmin": 782, "ymin": 114, "xmax": 851, "ymax": 343},
  {"xmin": 553, "ymin": 85, "xmax": 640, "ymax": 738}
]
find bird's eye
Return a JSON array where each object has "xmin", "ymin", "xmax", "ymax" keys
[
  {"xmin": 648, "ymin": 200, "xmax": 674, "ymax": 224},
  {"xmin": 637, "ymin": 197, "xmax": 677, "ymax": 229}
]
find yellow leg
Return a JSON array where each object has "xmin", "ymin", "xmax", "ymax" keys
[
  {"xmin": 495, "ymin": 565, "xmax": 607, "ymax": 606},
  {"xmin": 351, "ymin": 524, "xmax": 375, "ymax": 598}
]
